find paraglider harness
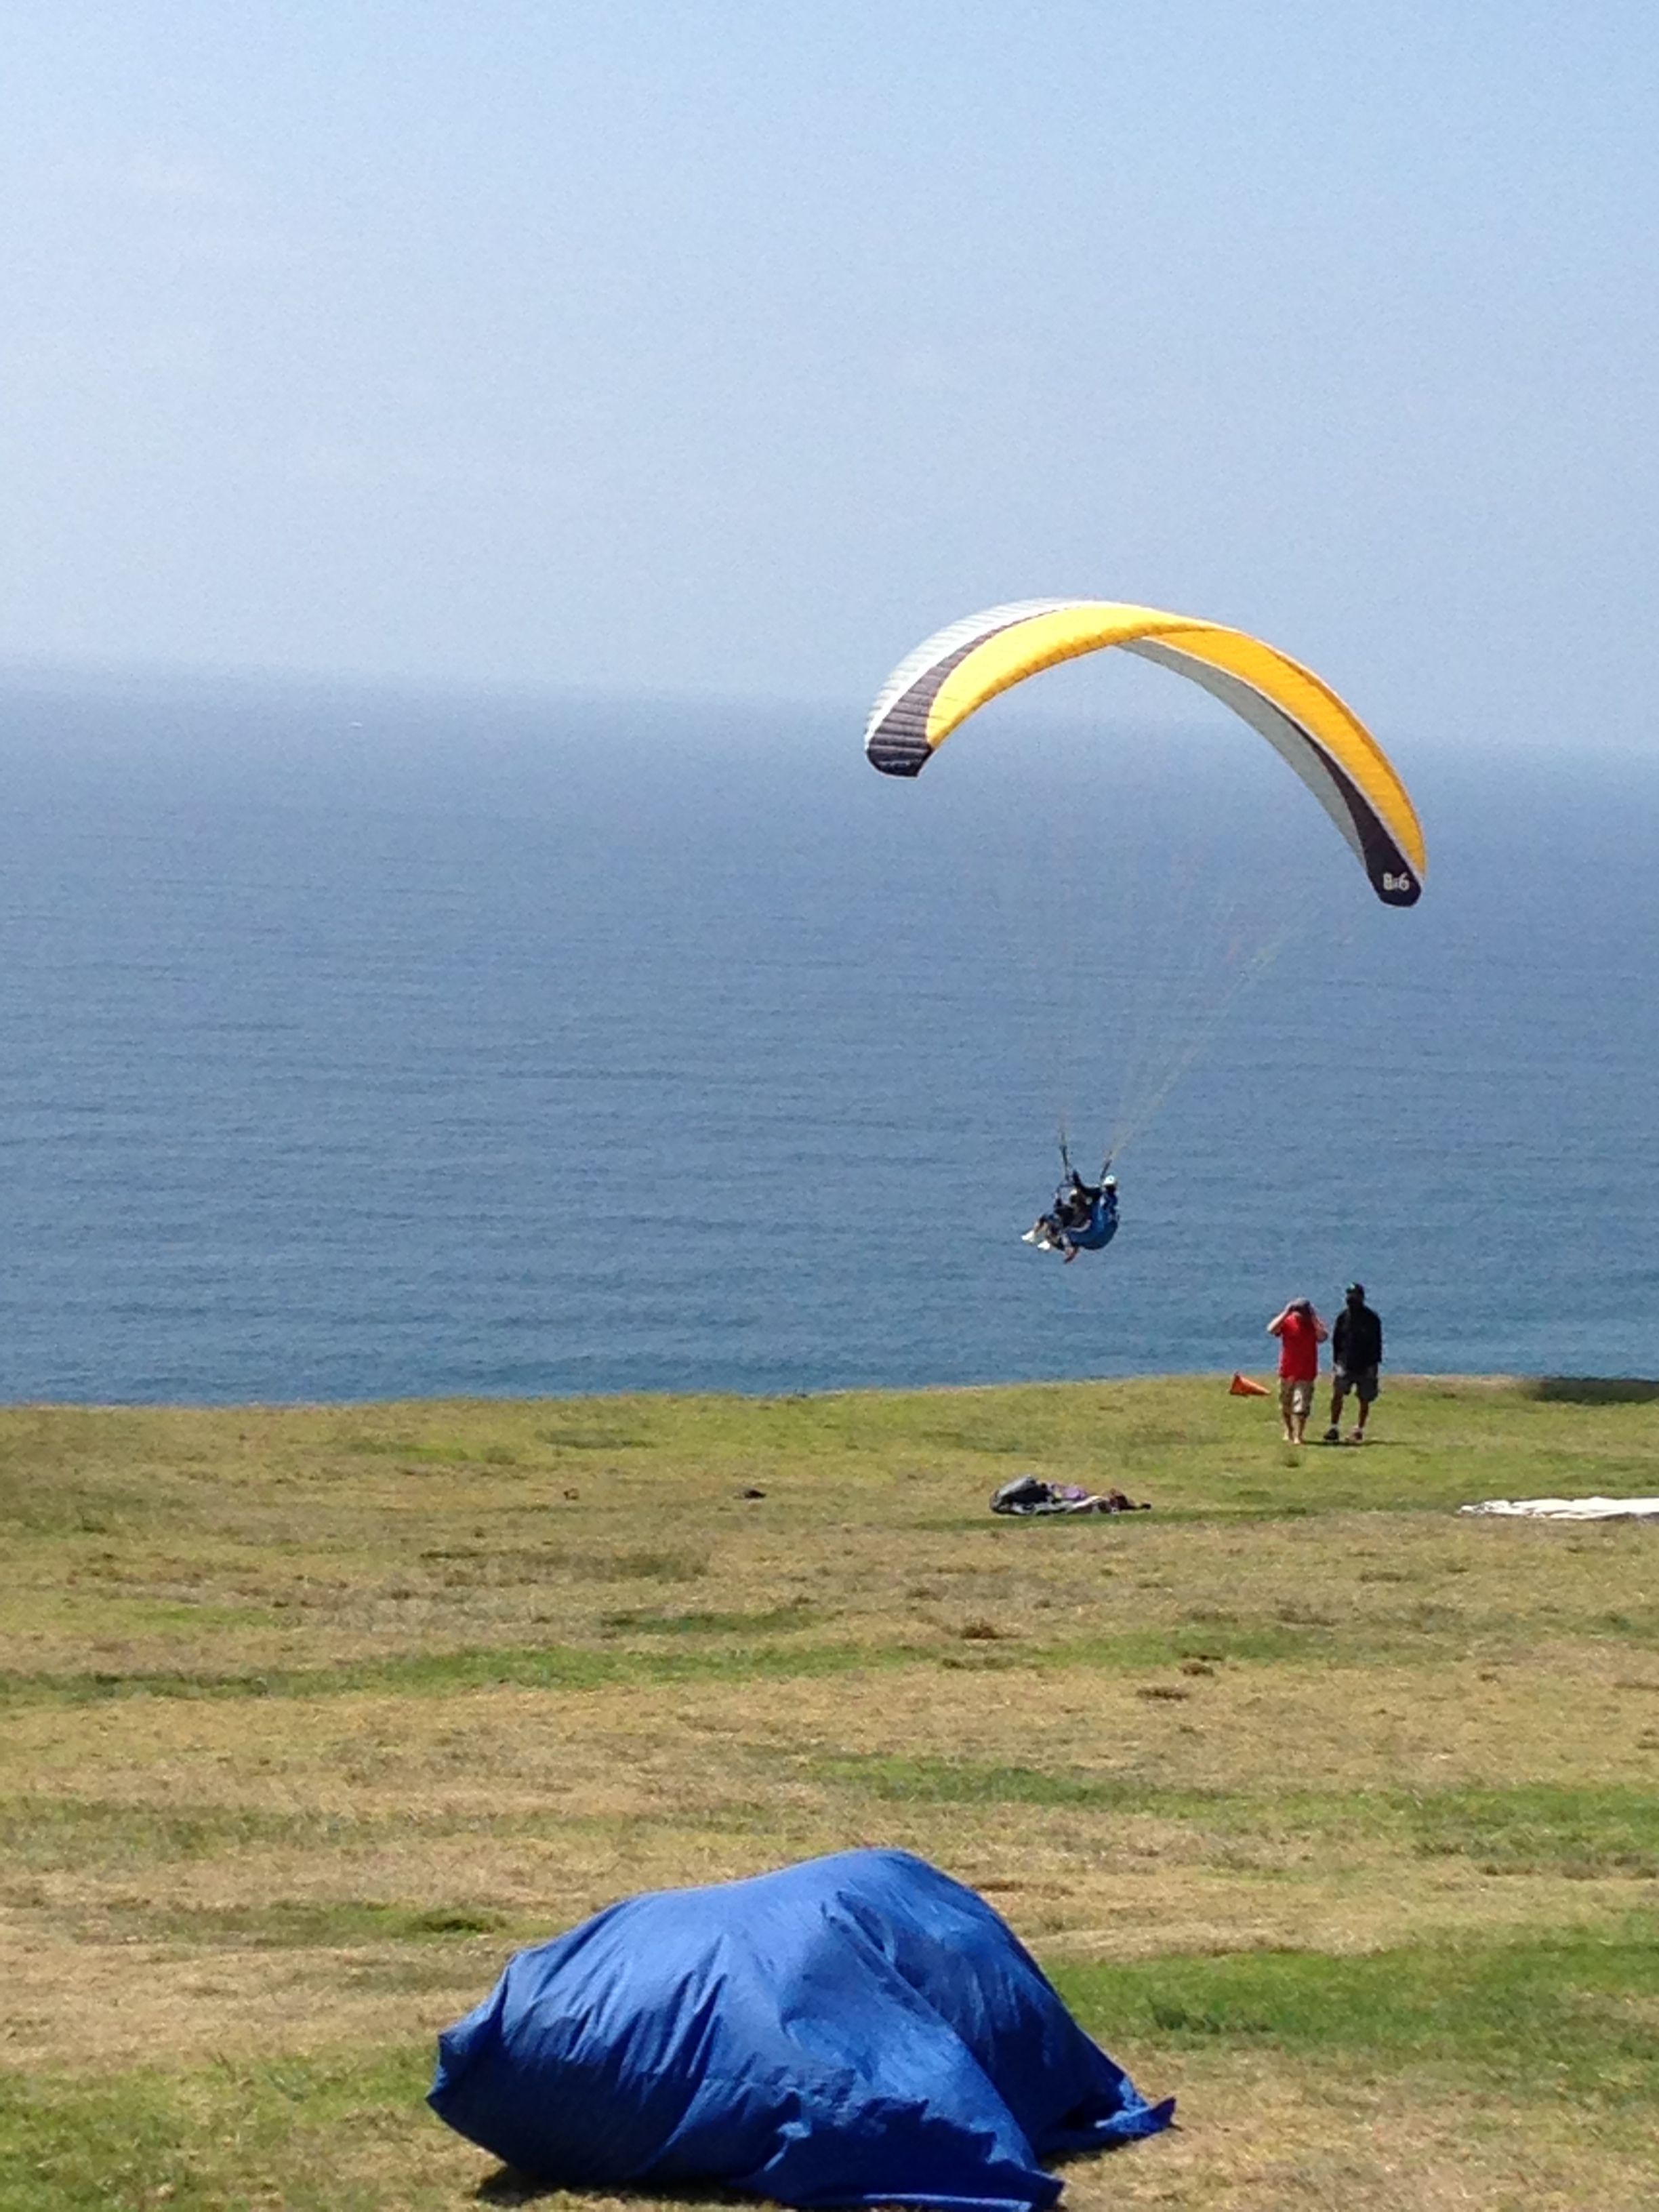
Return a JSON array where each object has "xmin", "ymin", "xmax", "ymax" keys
[{"xmin": 1025, "ymin": 1140, "xmax": 1119, "ymax": 1257}]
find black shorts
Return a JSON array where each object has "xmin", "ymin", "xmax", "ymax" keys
[{"xmin": 1334, "ymin": 1366, "xmax": 1380, "ymax": 1404}]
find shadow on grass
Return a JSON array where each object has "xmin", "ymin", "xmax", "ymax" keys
[
  {"xmin": 476, "ymin": 2149, "xmax": 1149, "ymax": 2205},
  {"xmin": 478, "ymin": 2173, "xmax": 745, "ymax": 2207},
  {"xmin": 1525, "ymin": 1377, "xmax": 1659, "ymax": 1404}
]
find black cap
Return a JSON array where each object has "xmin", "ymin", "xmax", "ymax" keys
[{"xmin": 1346, "ymin": 1282, "xmax": 1365, "ymax": 1299}]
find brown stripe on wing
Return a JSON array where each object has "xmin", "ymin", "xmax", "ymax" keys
[
  {"xmin": 1321, "ymin": 750, "xmax": 1422, "ymax": 903},
  {"xmin": 866, "ymin": 615, "xmax": 1039, "ymax": 777}
]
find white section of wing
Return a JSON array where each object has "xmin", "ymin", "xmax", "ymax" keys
[
  {"xmin": 863, "ymin": 599, "xmax": 1078, "ymax": 743},
  {"xmin": 1122, "ymin": 638, "xmax": 1370, "ymax": 875}
]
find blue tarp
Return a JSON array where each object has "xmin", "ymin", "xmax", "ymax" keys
[{"xmin": 429, "ymin": 1848, "xmax": 1173, "ymax": 2210}]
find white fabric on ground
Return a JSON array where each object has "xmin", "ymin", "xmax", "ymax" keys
[{"xmin": 1460, "ymin": 1496, "xmax": 1659, "ymax": 1521}]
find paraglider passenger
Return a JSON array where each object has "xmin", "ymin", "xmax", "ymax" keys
[{"xmin": 1055, "ymin": 1172, "xmax": 1099, "ymax": 1229}]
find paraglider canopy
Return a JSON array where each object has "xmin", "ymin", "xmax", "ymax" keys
[{"xmin": 865, "ymin": 599, "xmax": 1425, "ymax": 906}]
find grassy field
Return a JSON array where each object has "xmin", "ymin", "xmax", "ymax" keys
[{"xmin": 3, "ymin": 1372, "xmax": 1658, "ymax": 2211}]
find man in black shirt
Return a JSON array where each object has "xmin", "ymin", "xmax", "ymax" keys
[{"xmin": 1324, "ymin": 1284, "xmax": 1383, "ymax": 1443}]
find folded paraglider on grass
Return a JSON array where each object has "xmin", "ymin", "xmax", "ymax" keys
[
  {"xmin": 430, "ymin": 1847, "xmax": 1173, "ymax": 2210},
  {"xmin": 991, "ymin": 1477, "xmax": 1149, "ymax": 1516}
]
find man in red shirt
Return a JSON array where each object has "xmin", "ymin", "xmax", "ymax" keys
[{"xmin": 1267, "ymin": 1298, "xmax": 1328, "ymax": 1446}]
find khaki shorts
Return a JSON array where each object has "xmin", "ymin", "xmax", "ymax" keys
[{"xmin": 1279, "ymin": 1377, "xmax": 1314, "ymax": 1420}]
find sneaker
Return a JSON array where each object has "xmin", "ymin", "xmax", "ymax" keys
[
  {"xmin": 1322, "ymin": 1427, "xmax": 1340, "ymax": 1445},
  {"xmin": 1347, "ymin": 1430, "xmax": 1364, "ymax": 1445}
]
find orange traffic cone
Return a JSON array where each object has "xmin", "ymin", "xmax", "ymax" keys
[{"xmin": 1229, "ymin": 1372, "xmax": 1270, "ymax": 1397}]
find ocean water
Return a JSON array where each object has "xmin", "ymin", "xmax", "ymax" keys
[{"xmin": 0, "ymin": 669, "xmax": 1653, "ymax": 1404}]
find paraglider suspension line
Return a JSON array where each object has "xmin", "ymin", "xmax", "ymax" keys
[{"xmin": 1057, "ymin": 1128, "xmax": 1113, "ymax": 1189}]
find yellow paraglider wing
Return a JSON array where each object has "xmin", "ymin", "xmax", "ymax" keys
[{"xmin": 863, "ymin": 599, "xmax": 1425, "ymax": 905}]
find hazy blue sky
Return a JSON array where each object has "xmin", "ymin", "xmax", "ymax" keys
[{"xmin": 4, "ymin": 3, "xmax": 1656, "ymax": 746}]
